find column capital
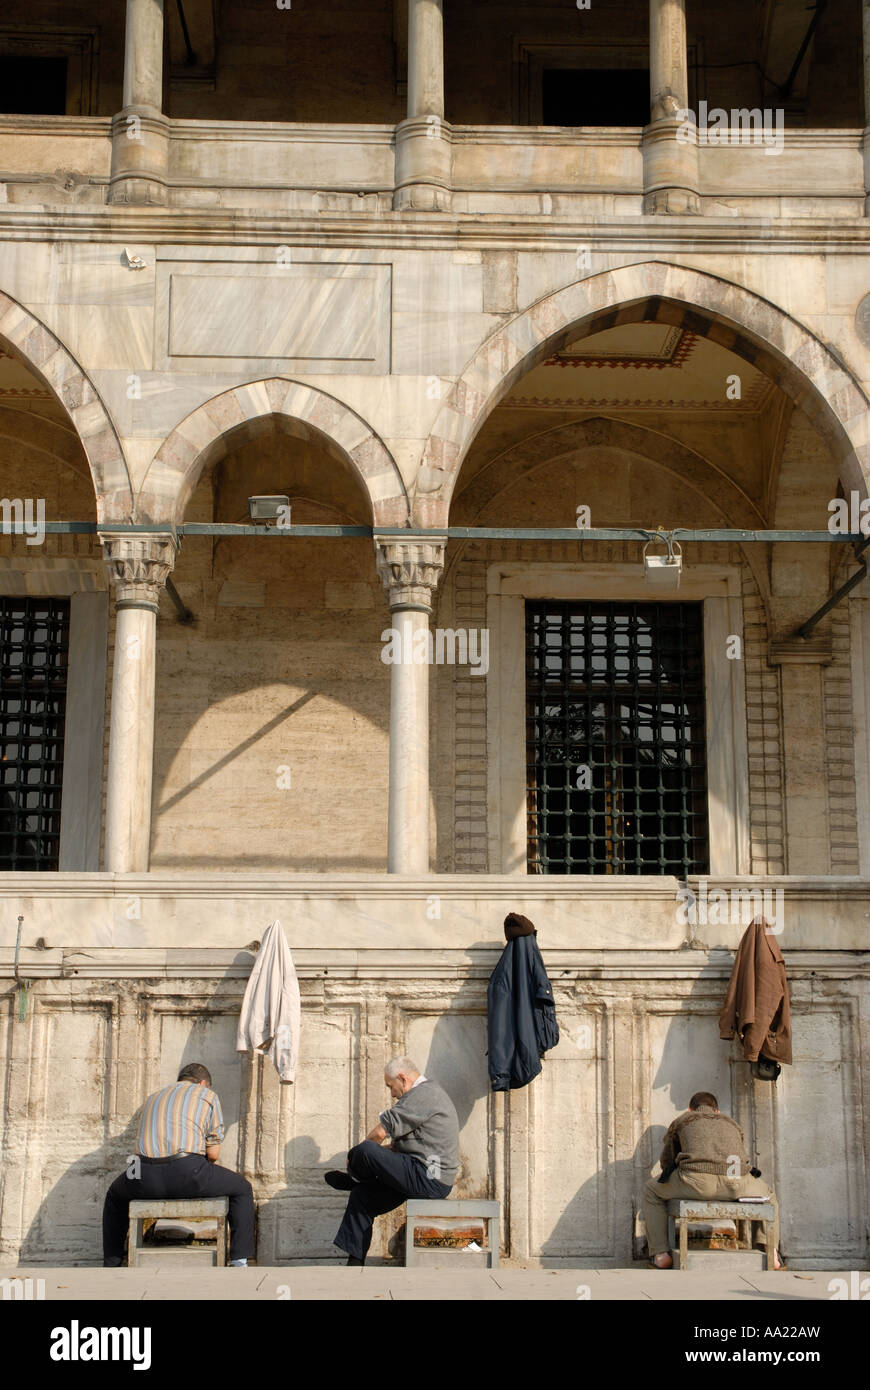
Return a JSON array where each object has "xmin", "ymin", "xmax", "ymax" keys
[
  {"xmin": 374, "ymin": 535, "xmax": 447, "ymax": 612},
  {"xmin": 100, "ymin": 531, "xmax": 178, "ymax": 612}
]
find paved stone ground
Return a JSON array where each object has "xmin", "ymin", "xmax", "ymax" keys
[{"xmin": 0, "ymin": 1265, "xmax": 840, "ymax": 1301}]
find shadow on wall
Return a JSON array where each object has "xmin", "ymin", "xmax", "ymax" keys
[
  {"xmin": 20, "ymin": 1110, "xmax": 144, "ymax": 1266},
  {"xmin": 373, "ymin": 967, "xmax": 496, "ymax": 1262},
  {"xmin": 541, "ymin": 1125, "xmax": 663, "ymax": 1271},
  {"xmin": 254, "ymin": 942, "xmax": 497, "ymax": 1263},
  {"xmin": 257, "ymin": 1135, "xmax": 357, "ymax": 1266},
  {"xmin": 20, "ymin": 997, "xmax": 247, "ymax": 1266},
  {"xmin": 540, "ymin": 965, "xmax": 736, "ymax": 1268},
  {"xmin": 417, "ymin": 939, "xmax": 498, "ymax": 1197},
  {"xmin": 256, "ymin": 970, "xmax": 495, "ymax": 1266}
]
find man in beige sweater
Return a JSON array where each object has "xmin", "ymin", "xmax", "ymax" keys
[{"xmin": 643, "ymin": 1090, "xmax": 782, "ymax": 1269}]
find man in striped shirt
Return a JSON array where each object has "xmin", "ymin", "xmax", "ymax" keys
[{"xmin": 102, "ymin": 1062, "xmax": 255, "ymax": 1267}]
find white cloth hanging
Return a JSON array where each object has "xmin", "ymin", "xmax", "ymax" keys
[{"xmin": 236, "ymin": 919, "xmax": 300, "ymax": 1082}]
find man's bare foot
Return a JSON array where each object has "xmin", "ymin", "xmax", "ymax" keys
[{"xmin": 651, "ymin": 1252, "xmax": 673, "ymax": 1269}]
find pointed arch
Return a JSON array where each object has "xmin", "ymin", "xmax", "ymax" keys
[
  {"xmin": 449, "ymin": 414, "xmax": 772, "ymax": 603},
  {"xmin": 139, "ymin": 378, "xmax": 409, "ymax": 526},
  {"xmin": 417, "ymin": 261, "xmax": 870, "ymax": 527},
  {"xmin": 0, "ymin": 289, "xmax": 132, "ymax": 518}
]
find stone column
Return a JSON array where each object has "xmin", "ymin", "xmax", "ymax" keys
[
  {"xmin": 408, "ymin": 0, "xmax": 444, "ymax": 117},
  {"xmin": 394, "ymin": 0, "xmax": 452, "ymax": 211},
  {"xmin": 101, "ymin": 533, "xmax": 176, "ymax": 872},
  {"xmin": 375, "ymin": 537, "xmax": 447, "ymax": 873},
  {"xmin": 643, "ymin": 0, "xmax": 700, "ymax": 214},
  {"xmin": 108, "ymin": 0, "xmax": 170, "ymax": 205}
]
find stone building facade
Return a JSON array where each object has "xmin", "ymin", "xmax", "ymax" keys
[{"xmin": 0, "ymin": 0, "xmax": 869, "ymax": 1267}]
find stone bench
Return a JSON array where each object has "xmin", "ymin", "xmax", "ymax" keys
[
  {"xmin": 404, "ymin": 1199, "xmax": 500, "ymax": 1268},
  {"xmin": 667, "ymin": 1199, "xmax": 776, "ymax": 1271},
  {"xmin": 127, "ymin": 1198, "xmax": 229, "ymax": 1267}
]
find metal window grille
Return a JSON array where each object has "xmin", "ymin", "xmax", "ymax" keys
[
  {"xmin": 526, "ymin": 601, "xmax": 709, "ymax": 876},
  {"xmin": 0, "ymin": 597, "xmax": 70, "ymax": 871}
]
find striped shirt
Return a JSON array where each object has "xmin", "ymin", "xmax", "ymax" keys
[{"xmin": 137, "ymin": 1081, "xmax": 225, "ymax": 1158}]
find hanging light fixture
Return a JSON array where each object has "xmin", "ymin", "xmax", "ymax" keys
[
  {"xmin": 642, "ymin": 529, "xmax": 682, "ymax": 589},
  {"xmin": 248, "ymin": 496, "xmax": 290, "ymax": 525}
]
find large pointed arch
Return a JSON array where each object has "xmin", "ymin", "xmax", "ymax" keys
[
  {"xmin": 416, "ymin": 261, "xmax": 870, "ymax": 527},
  {"xmin": 139, "ymin": 378, "xmax": 409, "ymax": 526},
  {"xmin": 454, "ymin": 415, "xmax": 764, "ymax": 528},
  {"xmin": 449, "ymin": 413, "xmax": 772, "ymax": 602},
  {"xmin": 0, "ymin": 289, "xmax": 132, "ymax": 518}
]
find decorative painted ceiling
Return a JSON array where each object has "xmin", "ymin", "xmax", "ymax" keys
[
  {"xmin": 0, "ymin": 348, "xmax": 54, "ymax": 401},
  {"xmin": 503, "ymin": 322, "xmax": 774, "ymax": 413}
]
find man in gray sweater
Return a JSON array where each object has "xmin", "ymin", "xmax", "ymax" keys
[
  {"xmin": 325, "ymin": 1056, "xmax": 459, "ymax": 1265},
  {"xmin": 643, "ymin": 1090, "xmax": 782, "ymax": 1268}
]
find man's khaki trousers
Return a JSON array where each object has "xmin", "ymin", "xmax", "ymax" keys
[{"xmin": 643, "ymin": 1169, "xmax": 780, "ymax": 1258}]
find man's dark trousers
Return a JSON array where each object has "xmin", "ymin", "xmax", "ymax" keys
[
  {"xmin": 334, "ymin": 1140, "xmax": 452, "ymax": 1261},
  {"xmin": 102, "ymin": 1155, "xmax": 255, "ymax": 1266}
]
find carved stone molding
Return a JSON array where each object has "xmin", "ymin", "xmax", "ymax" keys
[
  {"xmin": 374, "ymin": 535, "xmax": 447, "ymax": 612},
  {"xmin": 768, "ymin": 634, "xmax": 834, "ymax": 666},
  {"xmin": 100, "ymin": 532, "xmax": 177, "ymax": 611}
]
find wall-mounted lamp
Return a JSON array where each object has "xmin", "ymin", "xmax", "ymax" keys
[
  {"xmin": 248, "ymin": 496, "xmax": 290, "ymax": 525},
  {"xmin": 643, "ymin": 530, "xmax": 682, "ymax": 589}
]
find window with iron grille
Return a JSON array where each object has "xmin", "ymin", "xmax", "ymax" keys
[
  {"xmin": 0, "ymin": 597, "xmax": 70, "ymax": 871},
  {"xmin": 526, "ymin": 601, "xmax": 709, "ymax": 876}
]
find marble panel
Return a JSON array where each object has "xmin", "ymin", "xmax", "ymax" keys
[{"xmin": 156, "ymin": 262, "xmax": 391, "ymax": 374}]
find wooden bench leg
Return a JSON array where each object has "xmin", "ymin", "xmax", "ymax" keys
[
  {"xmin": 679, "ymin": 1215, "xmax": 688, "ymax": 1270},
  {"xmin": 217, "ymin": 1215, "xmax": 227, "ymax": 1267}
]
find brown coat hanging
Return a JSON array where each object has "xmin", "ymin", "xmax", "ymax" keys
[{"xmin": 719, "ymin": 917, "xmax": 792, "ymax": 1065}]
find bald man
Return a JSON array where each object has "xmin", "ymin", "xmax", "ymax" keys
[{"xmin": 325, "ymin": 1057, "xmax": 459, "ymax": 1266}]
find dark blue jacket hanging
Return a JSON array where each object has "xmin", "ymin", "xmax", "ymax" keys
[{"xmin": 487, "ymin": 920, "xmax": 559, "ymax": 1091}]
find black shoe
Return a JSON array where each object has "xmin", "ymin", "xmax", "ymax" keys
[
  {"xmin": 324, "ymin": 1170, "xmax": 355, "ymax": 1191},
  {"xmin": 347, "ymin": 1256, "xmax": 365, "ymax": 1266}
]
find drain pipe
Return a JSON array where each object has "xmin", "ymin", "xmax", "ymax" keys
[{"xmin": 794, "ymin": 538, "xmax": 870, "ymax": 640}]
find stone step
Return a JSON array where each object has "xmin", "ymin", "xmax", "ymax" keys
[{"xmin": 673, "ymin": 1249, "xmax": 765, "ymax": 1271}]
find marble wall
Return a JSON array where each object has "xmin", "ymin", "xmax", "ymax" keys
[
  {"xmin": 1, "ymin": 16, "xmax": 870, "ymax": 1272},
  {"xmin": 0, "ymin": 894, "xmax": 866, "ymax": 1267}
]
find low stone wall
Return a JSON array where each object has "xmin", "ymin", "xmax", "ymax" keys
[{"xmin": 0, "ymin": 877, "xmax": 866, "ymax": 1267}]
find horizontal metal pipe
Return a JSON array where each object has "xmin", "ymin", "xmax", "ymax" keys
[{"xmin": 9, "ymin": 522, "xmax": 869, "ymax": 542}]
